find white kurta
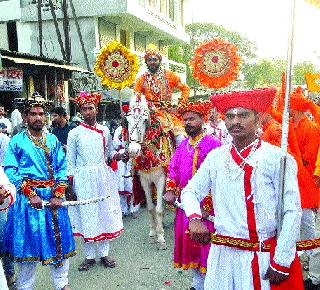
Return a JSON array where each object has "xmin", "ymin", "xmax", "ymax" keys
[
  {"xmin": 0, "ymin": 166, "xmax": 16, "ymax": 290},
  {"xmin": 67, "ymin": 123, "xmax": 123, "ymax": 242},
  {"xmin": 113, "ymin": 126, "xmax": 133, "ymax": 195},
  {"xmin": 181, "ymin": 141, "xmax": 301, "ymax": 290}
]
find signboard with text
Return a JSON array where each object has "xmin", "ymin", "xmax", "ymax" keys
[{"xmin": 0, "ymin": 68, "xmax": 23, "ymax": 92}]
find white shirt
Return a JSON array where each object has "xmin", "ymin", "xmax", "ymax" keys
[{"xmin": 181, "ymin": 141, "xmax": 301, "ymax": 268}]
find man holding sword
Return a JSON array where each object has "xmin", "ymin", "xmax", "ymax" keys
[{"xmin": 3, "ymin": 96, "xmax": 75, "ymax": 290}]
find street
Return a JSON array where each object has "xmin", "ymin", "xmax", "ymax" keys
[{"xmin": 33, "ymin": 208, "xmax": 192, "ymax": 290}]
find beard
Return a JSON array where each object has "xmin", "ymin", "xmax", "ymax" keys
[
  {"xmin": 28, "ymin": 121, "xmax": 44, "ymax": 132},
  {"xmin": 147, "ymin": 63, "xmax": 160, "ymax": 74},
  {"xmin": 185, "ymin": 125, "xmax": 202, "ymax": 137}
]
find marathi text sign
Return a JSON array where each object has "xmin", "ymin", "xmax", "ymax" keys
[{"xmin": 0, "ymin": 68, "xmax": 23, "ymax": 92}]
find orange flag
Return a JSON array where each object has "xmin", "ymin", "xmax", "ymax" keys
[{"xmin": 305, "ymin": 73, "xmax": 320, "ymax": 92}]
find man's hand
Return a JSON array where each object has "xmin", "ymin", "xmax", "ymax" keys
[
  {"xmin": 29, "ymin": 195, "xmax": 43, "ymax": 209},
  {"xmin": 65, "ymin": 185, "xmax": 77, "ymax": 201},
  {"xmin": 189, "ymin": 219, "xmax": 210, "ymax": 244},
  {"xmin": 163, "ymin": 191, "xmax": 176, "ymax": 204},
  {"xmin": 264, "ymin": 266, "xmax": 288, "ymax": 284},
  {"xmin": 120, "ymin": 152, "xmax": 129, "ymax": 163},
  {"xmin": 48, "ymin": 197, "xmax": 63, "ymax": 209},
  {"xmin": 201, "ymin": 208, "xmax": 209, "ymax": 220},
  {"xmin": 0, "ymin": 188, "xmax": 6, "ymax": 205}
]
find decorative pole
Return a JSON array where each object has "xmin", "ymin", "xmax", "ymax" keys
[{"xmin": 277, "ymin": 0, "xmax": 297, "ymax": 235}]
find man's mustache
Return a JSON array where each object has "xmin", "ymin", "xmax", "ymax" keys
[{"xmin": 228, "ymin": 125, "xmax": 244, "ymax": 131}]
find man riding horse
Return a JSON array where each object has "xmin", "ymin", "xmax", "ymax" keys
[{"xmin": 134, "ymin": 47, "xmax": 190, "ymax": 147}]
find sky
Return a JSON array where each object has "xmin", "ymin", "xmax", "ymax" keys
[{"xmin": 185, "ymin": 0, "xmax": 320, "ymax": 66}]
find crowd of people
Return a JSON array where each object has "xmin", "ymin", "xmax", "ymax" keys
[{"xmin": 0, "ymin": 47, "xmax": 319, "ymax": 290}]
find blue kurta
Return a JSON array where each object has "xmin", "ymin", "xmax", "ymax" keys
[{"xmin": 3, "ymin": 131, "xmax": 76, "ymax": 265}]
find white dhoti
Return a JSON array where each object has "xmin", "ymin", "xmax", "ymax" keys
[
  {"xmin": 69, "ymin": 165, "xmax": 123, "ymax": 241},
  {"xmin": 0, "ymin": 260, "xmax": 8, "ymax": 290},
  {"xmin": 205, "ymin": 246, "xmax": 271, "ymax": 290},
  {"xmin": 17, "ymin": 260, "xmax": 69, "ymax": 290}
]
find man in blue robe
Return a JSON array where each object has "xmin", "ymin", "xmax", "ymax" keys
[{"xmin": 3, "ymin": 96, "xmax": 75, "ymax": 290}]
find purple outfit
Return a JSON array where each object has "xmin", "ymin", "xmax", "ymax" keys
[{"xmin": 168, "ymin": 134, "xmax": 221, "ymax": 272}]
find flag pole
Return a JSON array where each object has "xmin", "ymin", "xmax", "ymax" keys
[{"xmin": 277, "ymin": 0, "xmax": 297, "ymax": 235}]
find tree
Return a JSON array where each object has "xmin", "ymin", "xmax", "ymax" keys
[
  {"xmin": 292, "ymin": 61, "xmax": 317, "ymax": 85},
  {"xmin": 244, "ymin": 58, "xmax": 286, "ymax": 88}
]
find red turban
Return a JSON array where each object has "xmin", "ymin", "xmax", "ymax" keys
[
  {"xmin": 210, "ymin": 87, "xmax": 276, "ymax": 113},
  {"xmin": 74, "ymin": 91, "xmax": 102, "ymax": 107}
]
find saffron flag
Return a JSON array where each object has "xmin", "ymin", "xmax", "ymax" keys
[
  {"xmin": 305, "ymin": 0, "xmax": 320, "ymax": 8},
  {"xmin": 305, "ymin": 73, "xmax": 320, "ymax": 92}
]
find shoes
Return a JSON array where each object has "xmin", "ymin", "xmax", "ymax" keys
[
  {"xmin": 78, "ymin": 259, "xmax": 96, "ymax": 271},
  {"xmin": 100, "ymin": 256, "xmax": 116, "ymax": 268},
  {"xmin": 61, "ymin": 285, "xmax": 71, "ymax": 290},
  {"xmin": 6, "ymin": 275, "xmax": 17, "ymax": 290},
  {"xmin": 304, "ymin": 278, "xmax": 320, "ymax": 290}
]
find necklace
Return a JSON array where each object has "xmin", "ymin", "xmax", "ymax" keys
[
  {"xmin": 225, "ymin": 138, "xmax": 260, "ymax": 180},
  {"xmin": 26, "ymin": 129, "xmax": 49, "ymax": 154},
  {"xmin": 187, "ymin": 131, "xmax": 205, "ymax": 153}
]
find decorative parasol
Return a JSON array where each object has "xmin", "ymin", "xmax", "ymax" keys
[
  {"xmin": 94, "ymin": 41, "xmax": 139, "ymax": 127},
  {"xmin": 94, "ymin": 41, "xmax": 139, "ymax": 90},
  {"xmin": 190, "ymin": 38, "xmax": 241, "ymax": 89}
]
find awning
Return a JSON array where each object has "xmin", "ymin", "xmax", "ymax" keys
[{"xmin": 1, "ymin": 55, "xmax": 91, "ymax": 73}]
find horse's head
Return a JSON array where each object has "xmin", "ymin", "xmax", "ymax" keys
[{"xmin": 126, "ymin": 94, "xmax": 150, "ymax": 157}]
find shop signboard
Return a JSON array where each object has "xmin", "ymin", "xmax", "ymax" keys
[{"xmin": 0, "ymin": 67, "xmax": 23, "ymax": 91}]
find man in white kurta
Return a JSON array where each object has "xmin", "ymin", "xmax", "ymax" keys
[
  {"xmin": 67, "ymin": 91, "xmax": 125, "ymax": 271},
  {"xmin": 113, "ymin": 125, "xmax": 139, "ymax": 217},
  {"xmin": 0, "ymin": 166, "xmax": 16, "ymax": 290},
  {"xmin": 182, "ymin": 88, "xmax": 303, "ymax": 290}
]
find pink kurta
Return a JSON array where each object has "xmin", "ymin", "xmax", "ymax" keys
[{"xmin": 168, "ymin": 134, "xmax": 221, "ymax": 273}]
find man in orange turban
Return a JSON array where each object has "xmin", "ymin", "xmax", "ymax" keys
[{"xmin": 134, "ymin": 48, "xmax": 190, "ymax": 146}]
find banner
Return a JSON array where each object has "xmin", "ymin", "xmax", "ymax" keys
[
  {"xmin": 0, "ymin": 68, "xmax": 23, "ymax": 91},
  {"xmin": 305, "ymin": 72, "xmax": 320, "ymax": 92}
]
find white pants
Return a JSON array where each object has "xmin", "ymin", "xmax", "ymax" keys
[
  {"xmin": 83, "ymin": 240, "xmax": 110, "ymax": 259},
  {"xmin": 204, "ymin": 245, "xmax": 271, "ymax": 290},
  {"xmin": 119, "ymin": 195, "xmax": 140, "ymax": 215},
  {"xmin": 308, "ymin": 209, "xmax": 320, "ymax": 285},
  {"xmin": 192, "ymin": 269, "xmax": 205, "ymax": 290},
  {"xmin": 0, "ymin": 260, "xmax": 8, "ymax": 290},
  {"xmin": 17, "ymin": 260, "xmax": 69, "ymax": 290},
  {"xmin": 300, "ymin": 208, "xmax": 316, "ymax": 241}
]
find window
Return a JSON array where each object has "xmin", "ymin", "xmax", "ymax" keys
[
  {"xmin": 7, "ymin": 21, "xmax": 18, "ymax": 52},
  {"xmin": 134, "ymin": 32, "xmax": 146, "ymax": 52},
  {"xmin": 120, "ymin": 30, "xmax": 127, "ymax": 47},
  {"xmin": 169, "ymin": 0, "xmax": 175, "ymax": 21},
  {"xmin": 98, "ymin": 19, "xmax": 116, "ymax": 47}
]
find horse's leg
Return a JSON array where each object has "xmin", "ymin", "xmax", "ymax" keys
[
  {"xmin": 154, "ymin": 168, "xmax": 167, "ymax": 250},
  {"xmin": 139, "ymin": 173, "xmax": 156, "ymax": 239}
]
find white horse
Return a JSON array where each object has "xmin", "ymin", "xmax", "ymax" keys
[{"xmin": 126, "ymin": 94, "xmax": 167, "ymax": 249}]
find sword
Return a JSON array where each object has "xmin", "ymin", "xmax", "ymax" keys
[{"xmin": 29, "ymin": 196, "xmax": 110, "ymax": 209}]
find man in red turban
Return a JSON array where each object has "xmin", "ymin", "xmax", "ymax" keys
[{"xmin": 181, "ymin": 88, "xmax": 303, "ymax": 290}]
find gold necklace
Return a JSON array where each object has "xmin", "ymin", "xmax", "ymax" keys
[
  {"xmin": 187, "ymin": 131, "xmax": 205, "ymax": 153},
  {"xmin": 26, "ymin": 129, "xmax": 49, "ymax": 154}
]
